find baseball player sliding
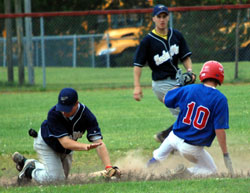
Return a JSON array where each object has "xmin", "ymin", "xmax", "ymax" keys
[
  {"xmin": 147, "ymin": 61, "xmax": 234, "ymax": 176},
  {"xmin": 12, "ymin": 88, "xmax": 120, "ymax": 184}
]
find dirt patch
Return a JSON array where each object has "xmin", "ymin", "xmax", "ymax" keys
[{"xmin": 1, "ymin": 149, "xmax": 249, "ymax": 187}]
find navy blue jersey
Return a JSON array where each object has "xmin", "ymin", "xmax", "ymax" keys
[
  {"xmin": 134, "ymin": 28, "xmax": 192, "ymax": 81},
  {"xmin": 164, "ymin": 84, "xmax": 229, "ymax": 147},
  {"xmin": 41, "ymin": 103, "xmax": 102, "ymax": 154}
]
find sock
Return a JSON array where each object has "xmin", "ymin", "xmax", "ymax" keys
[{"xmin": 25, "ymin": 165, "xmax": 35, "ymax": 179}]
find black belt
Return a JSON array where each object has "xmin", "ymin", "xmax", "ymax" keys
[{"xmin": 164, "ymin": 75, "xmax": 176, "ymax": 80}]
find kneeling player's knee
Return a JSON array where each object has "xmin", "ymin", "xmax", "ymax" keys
[
  {"xmin": 49, "ymin": 171, "xmax": 65, "ymax": 182},
  {"xmin": 33, "ymin": 169, "xmax": 65, "ymax": 183},
  {"xmin": 51, "ymin": 175, "xmax": 65, "ymax": 182}
]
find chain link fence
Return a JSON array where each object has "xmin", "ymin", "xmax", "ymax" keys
[{"xmin": 0, "ymin": 5, "xmax": 250, "ymax": 68}]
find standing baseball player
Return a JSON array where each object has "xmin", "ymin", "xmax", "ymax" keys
[
  {"xmin": 12, "ymin": 88, "xmax": 120, "ymax": 184},
  {"xmin": 147, "ymin": 61, "xmax": 234, "ymax": 176},
  {"xmin": 133, "ymin": 4, "xmax": 195, "ymax": 143}
]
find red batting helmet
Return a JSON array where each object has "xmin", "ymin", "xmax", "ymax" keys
[{"xmin": 199, "ymin": 60, "xmax": 224, "ymax": 85}]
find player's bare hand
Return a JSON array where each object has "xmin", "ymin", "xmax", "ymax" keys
[
  {"xmin": 85, "ymin": 142, "xmax": 102, "ymax": 151},
  {"xmin": 133, "ymin": 86, "xmax": 143, "ymax": 101}
]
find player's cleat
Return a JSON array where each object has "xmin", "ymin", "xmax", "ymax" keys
[
  {"xmin": 12, "ymin": 152, "xmax": 27, "ymax": 172},
  {"xmin": 154, "ymin": 133, "xmax": 166, "ymax": 143},
  {"xmin": 146, "ymin": 157, "xmax": 160, "ymax": 168},
  {"xmin": 154, "ymin": 125, "xmax": 173, "ymax": 143},
  {"xmin": 17, "ymin": 159, "xmax": 36, "ymax": 184}
]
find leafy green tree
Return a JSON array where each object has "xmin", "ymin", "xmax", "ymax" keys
[
  {"xmin": 154, "ymin": 0, "xmax": 250, "ymax": 6},
  {"xmin": 1, "ymin": 0, "xmax": 250, "ymax": 13}
]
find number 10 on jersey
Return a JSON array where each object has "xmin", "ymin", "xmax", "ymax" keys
[{"xmin": 183, "ymin": 102, "xmax": 210, "ymax": 130}]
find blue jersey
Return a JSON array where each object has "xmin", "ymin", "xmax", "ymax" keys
[
  {"xmin": 164, "ymin": 84, "xmax": 229, "ymax": 147},
  {"xmin": 134, "ymin": 28, "xmax": 192, "ymax": 81},
  {"xmin": 41, "ymin": 103, "xmax": 102, "ymax": 154}
]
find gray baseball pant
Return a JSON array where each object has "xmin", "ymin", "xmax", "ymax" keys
[
  {"xmin": 31, "ymin": 129, "xmax": 72, "ymax": 183},
  {"xmin": 152, "ymin": 77, "xmax": 180, "ymax": 117}
]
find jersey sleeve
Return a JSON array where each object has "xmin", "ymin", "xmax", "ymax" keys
[
  {"xmin": 133, "ymin": 36, "xmax": 149, "ymax": 67},
  {"xmin": 164, "ymin": 87, "xmax": 184, "ymax": 109},
  {"xmin": 83, "ymin": 107, "xmax": 103, "ymax": 142},
  {"xmin": 213, "ymin": 96, "xmax": 229, "ymax": 130}
]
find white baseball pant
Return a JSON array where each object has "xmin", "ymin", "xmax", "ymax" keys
[
  {"xmin": 31, "ymin": 129, "xmax": 73, "ymax": 183},
  {"xmin": 153, "ymin": 131, "xmax": 217, "ymax": 176}
]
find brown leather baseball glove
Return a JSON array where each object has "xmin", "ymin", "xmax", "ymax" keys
[{"xmin": 104, "ymin": 166, "xmax": 121, "ymax": 179}]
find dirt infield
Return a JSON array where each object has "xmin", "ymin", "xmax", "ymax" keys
[{"xmin": 1, "ymin": 149, "xmax": 249, "ymax": 187}]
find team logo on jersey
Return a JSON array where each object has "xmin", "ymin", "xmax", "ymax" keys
[
  {"xmin": 154, "ymin": 44, "xmax": 179, "ymax": 66},
  {"xmin": 70, "ymin": 131, "xmax": 83, "ymax": 140}
]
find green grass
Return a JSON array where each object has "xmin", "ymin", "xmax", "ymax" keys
[
  {"xmin": 0, "ymin": 63, "xmax": 250, "ymax": 192},
  {"xmin": 1, "ymin": 61, "xmax": 250, "ymax": 92},
  {"xmin": 0, "ymin": 178, "xmax": 250, "ymax": 193}
]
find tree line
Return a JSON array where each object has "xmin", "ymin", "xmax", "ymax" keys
[
  {"xmin": 2, "ymin": 0, "xmax": 249, "ymax": 85},
  {"xmin": 1, "ymin": 0, "xmax": 250, "ymax": 13}
]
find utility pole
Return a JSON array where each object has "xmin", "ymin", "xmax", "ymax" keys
[
  {"xmin": 15, "ymin": 0, "xmax": 25, "ymax": 85},
  {"xmin": 4, "ymin": 0, "xmax": 14, "ymax": 83},
  {"xmin": 24, "ymin": 0, "xmax": 34, "ymax": 85},
  {"xmin": 235, "ymin": 0, "xmax": 243, "ymax": 79},
  {"xmin": 235, "ymin": 11, "xmax": 240, "ymax": 79}
]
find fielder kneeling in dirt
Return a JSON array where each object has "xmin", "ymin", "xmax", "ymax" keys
[
  {"xmin": 147, "ymin": 61, "xmax": 234, "ymax": 176},
  {"xmin": 12, "ymin": 87, "xmax": 120, "ymax": 184}
]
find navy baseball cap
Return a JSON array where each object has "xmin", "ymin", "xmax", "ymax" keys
[
  {"xmin": 153, "ymin": 4, "xmax": 169, "ymax": 16},
  {"xmin": 56, "ymin": 88, "xmax": 78, "ymax": 112}
]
